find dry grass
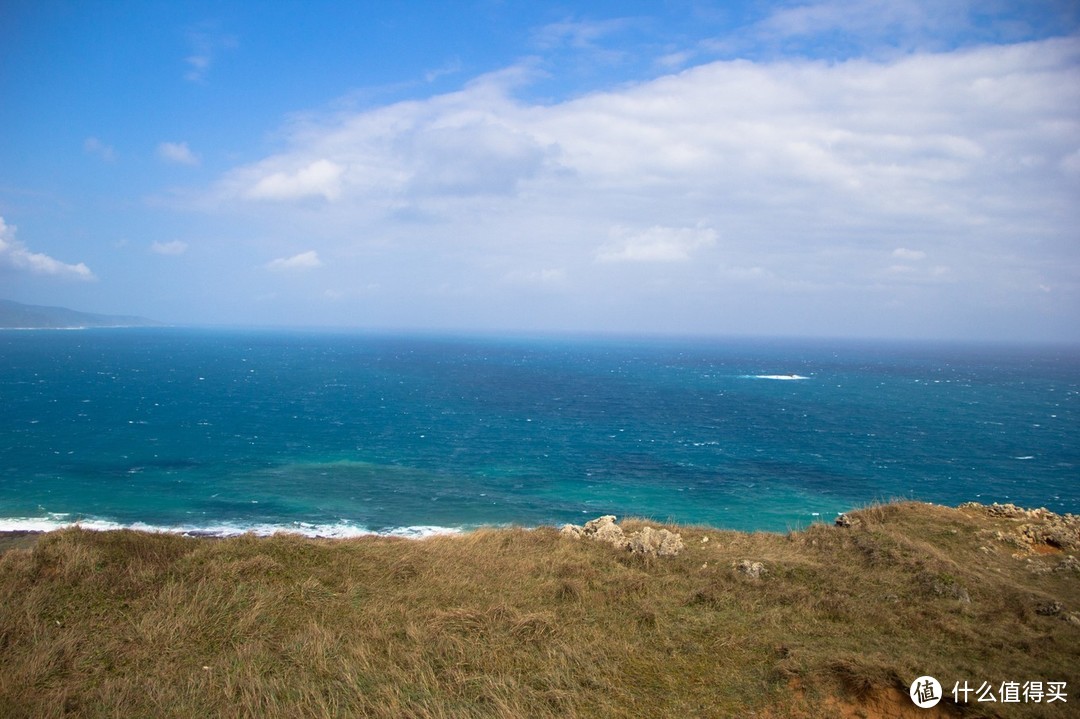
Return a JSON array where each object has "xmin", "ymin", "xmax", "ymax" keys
[{"xmin": 1, "ymin": 501, "xmax": 1077, "ymax": 718}]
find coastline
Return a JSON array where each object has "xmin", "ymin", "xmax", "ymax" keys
[{"xmin": 2, "ymin": 499, "xmax": 1075, "ymax": 546}]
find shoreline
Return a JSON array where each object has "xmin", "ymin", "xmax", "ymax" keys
[
  {"xmin": 2, "ymin": 500, "xmax": 1077, "ymax": 717},
  {"xmin": 0, "ymin": 519, "xmax": 469, "ymax": 541},
  {"xmin": 2, "ymin": 500, "xmax": 1074, "ymax": 547}
]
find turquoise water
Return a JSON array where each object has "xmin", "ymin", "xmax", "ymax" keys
[{"xmin": 1, "ymin": 328, "xmax": 1077, "ymax": 535}]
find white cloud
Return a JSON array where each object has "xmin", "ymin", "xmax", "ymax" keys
[
  {"xmin": 265, "ymin": 250, "xmax": 323, "ymax": 271},
  {"xmin": 150, "ymin": 240, "xmax": 189, "ymax": 256},
  {"xmin": 201, "ymin": 35, "xmax": 1080, "ymax": 338},
  {"xmin": 157, "ymin": 141, "xmax": 200, "ymax": 166},
  {"xmin": 83, "ymin": 137, "xmax": 116, "ymax": 162},
  {"xmin": 892, "ymin": 247, "xmax": 927, "ymax": 260},
  {"xmin": 216, "ymin": 37, "xmax": 1079, "ymax": 224},
  {"xmin": 597, "ymin": 226, "xmax": 717, "ymax": 263},
  {"xmin": 0, "ymin": 216, "xmax": 96, "ymax": 281},
  {"xmin": 246, "ymin": 159, "xmax": 345, "ymax": 201}
]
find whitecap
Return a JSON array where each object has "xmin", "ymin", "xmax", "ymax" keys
[
  {"xmin": 751, "ymin": 374, "xmax": 811, "ymax": 381},
  {"xmin": 0, "ymin": 516, "xmax": 463, "ymax": 540}
]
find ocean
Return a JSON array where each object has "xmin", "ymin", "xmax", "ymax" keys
[{"xmin": 1, "ymin": 328, "xmax": 1077, "ymax": 536}]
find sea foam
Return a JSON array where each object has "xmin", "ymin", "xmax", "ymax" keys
[{"xmin": 0, "ymin": 516, "xmax": 462, "ymax": 540}]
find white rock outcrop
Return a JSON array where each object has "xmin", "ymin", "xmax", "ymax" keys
[{"xmin": 560, "ymin": 516, "xmax": 684, "ymax": 557}]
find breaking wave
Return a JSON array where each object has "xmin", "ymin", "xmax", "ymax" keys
[{"xmin": 0, "ymin": 515, "xmax": 461, "ymax": 540}]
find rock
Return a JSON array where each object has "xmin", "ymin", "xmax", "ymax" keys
[
  {"xmin": 627, "ymin": 526, "xmax": 684, "ymax": 557},
  {"xmin": 653, "ymin": 529, "xmax": 685, "ymax": 557},
  {"xmin": 966, "ymin": 502, "xmax": 1080, "ymax": 554},
  {"xmin": 626, "ymin": 526, "xmax": 659, "ymax": 555},
  {"xmin": 562, "ymin": 515, "xmax": 684, "ymax": 556},
  {"xmin": 835, "ymin": 513, "xmax": 860, "ymax": 528},
  {"xmin": 965, "ymin": 502, "xmax": 1060, "ymax": 523},
  {"xmin": 579, "ymin": 515, "xmax": 629, "ymax": 549},
  {"xmin": 1066, "ymin": 613, "xmax": 1080, "ymax": 626},
  {"xmin": 583, "ymin": 515, "xmax": 618, "ymax": 535},
  {"xmin": 593, "ymin": 523, "xmax": 629, "ymax": 550},
  {"xmin": 560, "ymin": 524, "xmax": 584, "ymax": 539},
  {"xmin": 985, "ymin": 502, "xmax": 1030, "ymax": 518},
  {"xmin": 1020, "ymin": 518, "xmax": 1080, "ymax": 551},
  {"xmin": 733, "ymin": 560, "xmax": 767, "ymax": 579}
]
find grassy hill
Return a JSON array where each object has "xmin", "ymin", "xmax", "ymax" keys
[{"xmin": 1, "ymin": 501, "xmax": 1077, "ymax": 718}]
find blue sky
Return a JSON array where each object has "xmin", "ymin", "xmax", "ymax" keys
[{"xmin": 1, "ymin": 0, "xmax": 1078, "ymax": 341}]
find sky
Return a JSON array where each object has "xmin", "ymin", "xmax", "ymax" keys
[{"xmin": 1, "ymin": 0, "xmax": 1078, "ymax": 342}]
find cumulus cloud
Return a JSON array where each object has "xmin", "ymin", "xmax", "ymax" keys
[
  {"xmin": 83, "ymin": 137, "xmax": 115, "ymax": 162},
  {"xmin": 157, "ymin": 141, "xmax": 200, "ymax": 166},
  {"xmin": 265, "ymin": 250, "xmax": 323, "ymax": 271},
  {"xmin": 0, "ymin": 216, "xmax": 96, "ymax": 281},
  {"xmin": 597, "ymin": 226, "xmax": 717, "ymax": 263},
  {"xmin": 150, "ymin": 240, "xmax": 189, "ymax": 255},
  {"xmin": 246, "ymin": 160, "xmax": 345, "ymax": 201},
  {"xmin": 214, "ymin": 37, "xmax": 1079, "ymax": 226},
  {"xmin": 218, "ymin": 72, "xmax": 552, "ymax": 205},
  {"xmin": 202, "ymin": 34, "xmax": 1079, "ymax": 338}
]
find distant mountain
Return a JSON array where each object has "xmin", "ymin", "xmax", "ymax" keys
[{"xmin": 0, "ymin": 299, "xmax": 162, "ymax": 329}]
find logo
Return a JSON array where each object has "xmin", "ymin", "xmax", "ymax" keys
[{"xmin": 910, "ymin": 676, "xmax": 942, "ymax": 708}]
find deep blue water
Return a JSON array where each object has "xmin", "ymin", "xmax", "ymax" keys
[{"xmin": 1, "ymin": 328, "xmax": 1077, "ymax": 535}]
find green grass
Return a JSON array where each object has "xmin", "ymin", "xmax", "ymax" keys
[{"xmin": 1, "ymin": 501, "xmax": 1077, "ymax": 718}]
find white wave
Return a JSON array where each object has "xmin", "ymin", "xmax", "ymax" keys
[
  {"xmin": 749, "ymin": 374, "xmax": 811, "ymax": 381},
  {"xmin": 1014, "ymin": 456, "xmax": 1035, "ymax": 461},
  {"xmin": 383, "ymin": 525, "xmax": 463, "ymax": 539},
  {"xmin": 0, "ymin": 516, "xmax": 462, "ymax": 540}
]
